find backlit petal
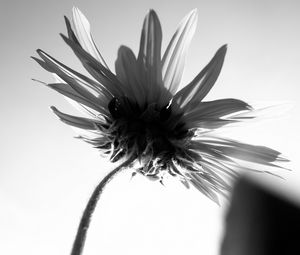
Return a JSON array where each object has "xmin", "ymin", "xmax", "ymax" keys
[
  {"xmin": 47, "ymin": 83, "xmax": 110, "ymax": 117},
  {"xmin": 183, "ymin": 98, "xmax": 251, "ymax": 129},
  {"xmin": 71, "ymin": 7, "xmax": 109, "ymax": 69},
  {"xmin": 60, "ymin": 34, "xmax": 128, "ymax": 97},
  {"xmin": 33, "ymin": 50, "xmax": 112, "ymax": 102},
  {"xmin": 173, "ymin": 45, "xmax": 227, "ymax": 110},
  {"xmin": 196, "ymin": 136, "xmax": 288, "ymax": 166},
  {"xmin": 52, "ymin": 74, "xmax": 105, "ymax": 119},
  {"xmin": 188, "ymin": 174, "xmax": 220, "ymax": 204},
  {"xmin": 186, "ymin": 118, "xmax": 237, "ymax": 130},
  {"xmin": 162, "ymin": 9, "xmax": 197, "ymax": 95},
  {"xmin": 185, "ymin": 98, "xmax": 251, "ymax": 118}
]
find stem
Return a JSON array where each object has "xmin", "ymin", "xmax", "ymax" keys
[{"xmin": 70, "ymin": 156, "xmax": 135, "ymax": 255}]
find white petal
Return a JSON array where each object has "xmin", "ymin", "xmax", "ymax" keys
[
  {"xmin": 162, "ymin": 9, "xmax": 198, "ymax": 95},
  {"xmin": 72, "ymin": 7, "xmax": 109, "ymax": 68}
]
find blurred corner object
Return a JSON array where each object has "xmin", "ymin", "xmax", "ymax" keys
[{"xmin": 221, "ymin": 177, "xmax": 300, "ymax": 255}]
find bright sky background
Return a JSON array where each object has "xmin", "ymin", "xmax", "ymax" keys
[{"xmin": 1, "ymin": 0, "xmax": 300, "ymax": 254}]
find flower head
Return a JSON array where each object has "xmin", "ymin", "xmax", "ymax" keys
[{"xmin": 33, "ymin": 7, "xmax": 287, "ymax": 203}]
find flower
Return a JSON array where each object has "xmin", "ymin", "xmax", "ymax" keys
[{"xmin": 33, "ymin": 7, "xmax": 287, "ymax": 204}]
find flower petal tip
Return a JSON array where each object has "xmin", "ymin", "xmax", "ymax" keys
[
  {"xmin": 50, "ymin": 106, "xmax": 58, "ymax": 113},
  {"xmin": 72, "ymin": 6, "xmax": 81, "ymax": 15},
  {"xmin": 182, "ymin": 9, "xmax": 198, "ymax": 29},
  {"xmin": 72, "ymin": 7, "xmax": 89, "ymax": 28},
  {"xmin": 215, "ymin": 44, "xmax": 228, "ymax": 61},
  {"xmin": 188, "ymin": 8, "xmax": 198, "ymax": 18},
  {"xmin": 148, "ymin": 9, "xmax": 158, "ymax": 16},
  {"xmin": 72, "ymin": 7, "xmax": 90, "ymax": 30},
  {"xmin": 31, "ymin": 78, "xmax": 47, "ymax": 85},
  {"xmin": 220, "ymin": 44, "xmax": 228, "ymax": 52},
  {"xmin": 36, "ymin": 49, "xmax": 47, "ymax": 58},
  {"xmin": 50, "ymin": 106, "xmax": 62, "ymax": 120},
  {"xmin": 277, "ymin": 155, "xmax": 290, "ymax": 163},
  {"xmin": 145, "ymin": 9, "xmax": 160, "ymax": 23}
]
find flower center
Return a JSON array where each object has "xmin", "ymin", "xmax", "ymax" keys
[{"xmin": 107, "ymin": 97, "xmax": 190, "ymax": 161}]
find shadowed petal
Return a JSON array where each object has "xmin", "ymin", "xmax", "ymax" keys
[
  {"xmin": 115, "ymin": 46, "xmax": 146, "ymax": 106},
  {"xmin": 137, "ymin": 10, "xmax": 163, "ymax": 103},
  {"xmin": 180, "ymin": 178, "xmax": 190, "ymax": 189},
  {"xmin": 200, "ymin": 157, "xmax": 239, "ymax": 179},
  {"xmin": 60, "ymin": 34, "xmax": 129, "ymax": 97},
  {"xmin": 34, "ymin": 51, "xmax": 111, "ymax": 118},
  {"xmin": 189, "ymin": 139, "xmax": 286, "ymax": 186},
  {"xmin": 162, "ymin": 9, "xmax": 197, "ymax": 95},
  {"xmin": 188, "ymin": 174, "xmax": 220, "ymax": 204},
  {"xmin": 33, "ymin": 50, "xmax": 112, "ymax": 101},
  {"xmin": 52, "ymin": 74, "xmax": 106, "ymax": 119},
  {"xmin": 197, "ymin": 136, "xmax": 288, "ymax": 166},
  {"xmin": 71, "ymin": 7, "xmax": 109, "ymax": 69},
  {"xmin": 185, "ymin": 98, "xmax": 251, "ymax": 118},
  {"xmin": 173, "ymin": 45, "xmax": 227, "ymax": 110},
  {"xmin": 216, "ymin": 143, "xmax": 284, "ymax": 165},
  {"xmin": 183, "ymin": 98, "xmax": 251, "ymax": 129},
  {"xmin": 47, "ymin": 83, "xmax": 110, "ymax": 117},
  {"xmin": 198, "ymin": 164, "xmax": 233, "ymax": 190},
  {"xmin": 64, "ymin": 16, "xmax": 121, "ymax": 95},
  {"xmin": 51, "ymin": 106, "xmax": 103, "ymax": 130},
  {"xmin": 186, "ymin": 118, "xmax": 238, "ymax": 130}
]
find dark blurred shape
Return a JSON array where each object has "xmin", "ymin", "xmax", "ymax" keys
[{"xmin": 221, "ymin": 177, "xmax": 300, "ymax": 255}]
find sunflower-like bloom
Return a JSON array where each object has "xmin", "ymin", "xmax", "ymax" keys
[{"xmin": 33, "ymin": 7, "xmax": 287, "ymax": 203}]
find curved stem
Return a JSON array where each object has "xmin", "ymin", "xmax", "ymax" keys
[{"xmin": 70, "ymin": 156, "xmax": 135, "ymax": 255}]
